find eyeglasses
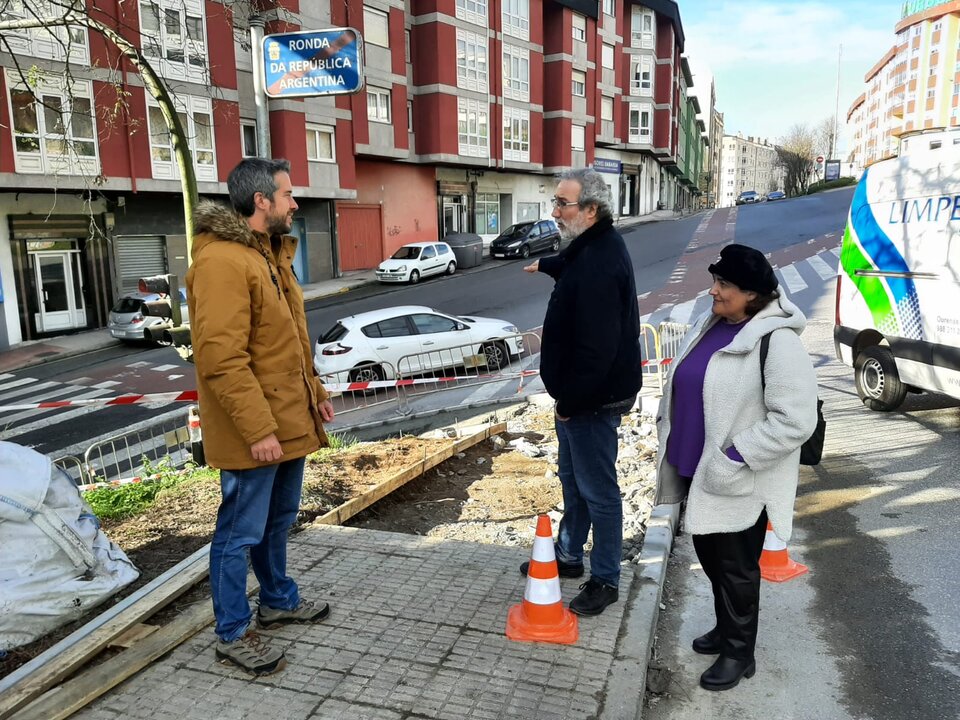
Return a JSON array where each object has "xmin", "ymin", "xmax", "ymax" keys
[{"xmin": 551, "ymin": 197, "xmax": 580, "ymax": 209}]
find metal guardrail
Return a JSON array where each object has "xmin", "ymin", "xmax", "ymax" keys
[
  {"xmin": 82, "ymin": 411, "xmax": 193, "ymax": 486},
  {"xmin": 52, "ymin": 454, "xmax": 87, "ymax": 486}
]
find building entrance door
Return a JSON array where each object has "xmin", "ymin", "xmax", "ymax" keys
[
  {"xmin": 32, "ymin": 249, "xmax": 84, "ymax": 333},
  {"xmin": 441, "ymin": 197, "xmax": 465, "ymax": 235}
]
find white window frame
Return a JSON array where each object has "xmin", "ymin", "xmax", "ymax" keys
[
  {"xmin": 457, "ymin": 97, "xmax": 489, "ymax": 157},
  {"xmin": 503, "ymin": 44, "xmax": 530, "ymax": 101},
  {"xmin": 364, "ymin": 6, "xmax": 390, "ymax": 47},
  {"xmin": 631, "ymin": 6, "xmax": 655, "ymax": 49},
  {"xmin": 572, "ymin": 70, "xmax": 586, "ymax": 97},
  {"xmin": 241, "ymin": 121, "xmax": 258, "ymax": 157},
  {"xmin": 0, "ymin": 0, "xmax": 89, "ymax": 63},
  {"xmin": 367, "ymin": 87, "xmax": 392, "ymax": 123},
  {"xmin": 602, "ymin": 42, "xmax": 615, "ymax": 70},
  {"xmin": 306, "ymin": 124, "xmax": 335, "ymax": 163},
  {"xmin": 572, "ymin": 14, "xmax": 586, "ymax": 42},
  {"xmin": 503, "ymin": 106, "xmax": 530, "ymax": 162},
  {"xmin": 571, "ymin": 124, "xmax": 585, "ymax": 151},
  {"xmin": 138, "ymin": 0, "xmax": 207, "ymax": 84},
  {"xmin": 503, "ymin": 0, "xmax": 529, "ymax": 41},
  {"xmin": 456, "ymin": 28, "xmax": 488, "ymax": 92},
  {"xmin": 6, "ymin": 72, "xmax": 99, "ymax": 175},
  {"xmin": 145, "ymin": 93, "xmax": 216, "ymax": 181},
  {"xmin": 455, "ymin": 0, "xmax": 487, "ymax": 27},
  {"xmin": 603, "ymin": 0, "xmax": 615, "ymax": 17},
  {"xmin": 628, "ymin": 103, "xmax": 652, "ymax": 142},
  {"xmin": 630, "ymin": 56, "xmax": 653, "ymax": 96},
  {"xmin": 405, "ymin": 29, "xmax": 411, "ymax": 63},
  {"xmin": 601, "ymin": 95, "xmax": 614, "ymax": 122}
]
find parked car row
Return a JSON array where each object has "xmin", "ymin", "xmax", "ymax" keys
[
  {"xmin": 736, "ymin": 190, "xmax": 787, "ymax": 204},
  {"xmin": 108, "ymin": 289, "xmax": 189, "ymax": 343}
]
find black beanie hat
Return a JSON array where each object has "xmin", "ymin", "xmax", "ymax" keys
[{"xmin": 707, "ymin": 244, "xmax": 777, "ymax": 295}]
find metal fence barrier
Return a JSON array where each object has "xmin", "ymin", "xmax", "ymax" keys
[
  {"xmin": 320, "ymin": 360, "xmax": 398, "ymax": 422},
  {"xmin": 83, "ymin": 410, "xmax": 193, "ymax": 486},
  {"xmin": 394, "ymin": 332, "xmax": 542, "ymax": 414},
  {"xmin": 53, "ymin": 454, "xmax": 87, "ymax": 486},
  {"xmin": 639, "ymin": 323, "xmax": 663, "ymax": 392}
]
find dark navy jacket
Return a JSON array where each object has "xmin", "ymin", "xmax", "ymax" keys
[{"xmin": 538, "ymin": 217, "xmax": 642, "ymax": 417}]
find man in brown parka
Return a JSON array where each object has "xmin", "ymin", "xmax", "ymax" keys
[{"xmin": 187, "ymin": 158, "xmax": 334, "ymax": 676}]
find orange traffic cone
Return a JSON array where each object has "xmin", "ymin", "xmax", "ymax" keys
[
  {"xmin": 506, "ymin": 515, "xmax": 578, "ymax": 644},
  {"xmin": 759, "ymin": 521, "xmax": 808, "ymax": 582}
]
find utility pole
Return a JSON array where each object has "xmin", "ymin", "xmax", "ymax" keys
[
  {"xmin": 249, "ymin": 16, "xmax": 272, "ymax": 158},
  {"xmin": 831, "ymin": 43, "xmax": 843, "ymax": 160}
]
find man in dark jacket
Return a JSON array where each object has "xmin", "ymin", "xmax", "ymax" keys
[{"xmin": 522, "ymin": 167, "xmax": 641, "ymax": 616}]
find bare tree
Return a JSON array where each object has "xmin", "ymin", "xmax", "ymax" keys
[
  {"xmin": 814, "ymin": 115, "xmax": 838, "ymax": 161},
  {"xmin": 0, "ymin": 0, "xmax": 200, "ymax": 253},
  {"xmin": 777, "ymin": 123, "xmax": 816, "ymax": 197}
]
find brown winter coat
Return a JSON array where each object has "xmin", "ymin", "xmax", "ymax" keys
[{"xmin": 186, "ymin": 201, "xmax": 329, "ymax": 470}]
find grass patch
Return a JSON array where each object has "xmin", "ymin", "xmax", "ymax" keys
[
  {"xmin": 83, "ymin": 458, "xmax": 218, "ymax": 521},
  {"xmin": 807, "ymin": 177, "xmax": 857, "ymax": 194}
]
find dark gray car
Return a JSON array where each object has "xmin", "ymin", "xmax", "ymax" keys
[{"xmin": 489, "ymin": 220, "xmax": 561, "ymax": 259}]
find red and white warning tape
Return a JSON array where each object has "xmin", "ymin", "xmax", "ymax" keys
[
  {"xmin": 76, "ymin": 469, "xmax": 191, "ymax": 493},
  {"xmin": 0, "ymin": 371, "xmax": 540, "ymax": 411},
  {"xmin": 640, "ymin": 357, "xmax": 674, "ymax": 368}
]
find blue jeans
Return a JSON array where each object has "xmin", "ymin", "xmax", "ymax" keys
[
  {"xmin": 210, "ymin": 457, "xmax": 305, "ymax": 641},
  {"xmin": 555, "ymin": 411, "xmax": 623, "ymax": 586}
]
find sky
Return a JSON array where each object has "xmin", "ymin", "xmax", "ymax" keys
[{"xmin": 678, "ymin": 0, "xmax": 906, "ymax": 153}]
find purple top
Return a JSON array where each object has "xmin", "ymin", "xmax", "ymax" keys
[{"xmin": 667, "ymin": 319, "xmax": 747, "ymax": 477}]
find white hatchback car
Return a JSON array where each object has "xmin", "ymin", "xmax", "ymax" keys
[
  {"xmin": 313, "ymin": 306, "xmax": 523, "ymax": 382},
  {"xmin": 376, "ymin": 242, "xmax": 456, "ymax": 284}
]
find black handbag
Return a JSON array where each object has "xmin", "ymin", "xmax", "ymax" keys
[{"xmin": 759, "ymin": 332, "xmax": 826, "ymax": 466}]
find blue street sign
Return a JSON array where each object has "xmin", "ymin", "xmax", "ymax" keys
[
  {"xmin": 262, "ymin": 28, "xmax": 364, "ymax": 98},
  {"xmin": 593, "ymin": 158, "xmax": 622, "ymax": 174}
]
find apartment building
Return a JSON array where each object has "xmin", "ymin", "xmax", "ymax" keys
[
  {"xmin": 0, "ymin": 0, "xmax": 704, "ymax": 349},
  {"xmin": 704, "ymin": 82, "xmax": 725, "ymax": 209},
  {"xmin": 847, "ymin": 1, "xmax": 960, "ymax": 171},
  {"xmin": 718, "ymin": 134, "xmax": 783, "ymax": 208}
]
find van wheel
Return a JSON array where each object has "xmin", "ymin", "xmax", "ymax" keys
[{"xmin": 854, "ymin": 345, "xmax": 907, "ymax": 411}]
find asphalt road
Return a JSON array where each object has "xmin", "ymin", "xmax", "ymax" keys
[{"xmin": 3, "ymin": 190, "xmax": 855, "ymax": 458}]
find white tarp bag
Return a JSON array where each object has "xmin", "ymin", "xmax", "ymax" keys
[{"xmin": 0, "ymin": 442, "xmax": 139, "ymax": 652}]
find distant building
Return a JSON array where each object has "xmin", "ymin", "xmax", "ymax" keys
[
  {"xmin": 718, "ymin": 134, "xmax": 784, "ymax": 208},
  {"xmin": 847, "ymin": 1, "xmax": 960, "ymax": 172}
]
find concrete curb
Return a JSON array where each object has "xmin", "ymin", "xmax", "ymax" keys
[{"xmin": 622, "ymin": 502, "xmax": 681, "ymax": 720}]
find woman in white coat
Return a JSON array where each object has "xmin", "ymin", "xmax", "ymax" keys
[{"xmin": 654, "ymin": 244, "xmax": 818, "ymax": 691}]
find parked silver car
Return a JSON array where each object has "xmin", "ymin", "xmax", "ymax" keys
[{"xmin": 107, "ymin": 289, "xmax": 189, "ymax": 343}]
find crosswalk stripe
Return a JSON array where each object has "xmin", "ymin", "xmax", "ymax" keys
[
  {"xmin": 0, "ymin": 388, "xmax": 115, "ymax": 435},
  {"xmin": 0, "ymin": 377, "xmax": 35, "ymax": 393},
  {"xmin": 777, "ymin": 265, "xmax": 808, "ymax": 295},
  {"xmin": 829, "ymin": 247, "xmax": 841, "ymax": 261},
  {"xmin": 807, "ymin": 254, "xmax": 837, "ymax": 280},
  {"xmin": 0, "ymin": 380, "xmax": 58, "ymax": 404}
]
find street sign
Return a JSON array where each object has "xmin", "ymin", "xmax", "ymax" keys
[
  {"xmin": 816, "ymin": 155, "xmax": 825, "ymax": 164},
  {"xmin": 263, "ymin": 28, "xmax": 364, "ymax": 98}
]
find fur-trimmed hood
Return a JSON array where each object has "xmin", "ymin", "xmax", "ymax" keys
[{"xmin": 192, "ymin": 200, "xmax": 261, "ymax": 258}]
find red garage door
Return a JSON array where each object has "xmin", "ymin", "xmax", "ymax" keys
[{"xmin": 336, "ymin": 204, "xmax": 383, "ymax": 271}]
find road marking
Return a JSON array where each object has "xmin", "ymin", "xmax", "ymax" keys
[
  {"xmin": 0, "ymin": 377, "xmax": 36, "ymax": 393},
  {"xmin": 152, "ymin": 364, "xmax": 179, "ymax": 372},
  {"xmin": 829, "ymin": 247, "xmax": 841, "ymax": 261},
  {"xmin": 670, "ymin": 299, "xmax": 699, "ymax": 325},
  {"xmin": 167, "ymin": 375, "xmax": 184, "ymax": 381},
  {"xmin": 0, "ymin": 388, "xmax": 114, "ymax": 436},
  {"xmin": 778, "ymin": 265, "xmax": 808, "ymax": 295},
  {"xmin": 0, "ymin": 380, "xmax": 57, "ymax": 403},
  {"xmin": 126, "ymin": 361, "xmax": 151, "ymax": 368},
  {"xmin": 807, "ymin": 254, "xmax": 837, "ymax": 280},
  {"xmin": 93, "ymin": 380, "xmax": 122, "ymax": 389}
]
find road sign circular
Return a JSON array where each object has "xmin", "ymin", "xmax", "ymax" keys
[{"xmin": 816, "ymin": 155, "xmax": 825, "ymax": 163}]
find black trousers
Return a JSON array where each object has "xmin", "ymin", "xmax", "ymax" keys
[{"xmin": 692, "ymin": 508, "xmax": 768, "ymax": 661}]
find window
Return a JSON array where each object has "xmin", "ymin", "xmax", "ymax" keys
[
  {"xmin": 458, "ymin": 97, "xmax": 489, "ymax": 157},
  {"xmin": 456, "ymin": 29, "xmax": 488, "ymax": 92},
  {"xmin": 370, "ymin": 317, "xmax": 413, "ymax": 338},
  {"xmin": 138, "ymin": 0, "xmax": 206, "ymax": 82},
  {"xmin": 421, "ymin": 246, "xmax": 437, "ymax": 259},
  {"xmin": 0, "ymin": 0, "xmax": 88, "ymax": 63},
  {"xmin": 7, "ymin": 75, "xmax": 98, "ymax": 175},
  {"xmin": 405, "ymin": 29, "xmax": 411, "ymax": 63},
  {"xmin": 630, "ymin": 57, "xmax": 652, "ymax": 96},
  {"xmin": 363, "ymin": 6, "xmax": 389, "ymax": 47},
  {"xmin": 601, "ymin": 96, "xmax": 614, "ymax": 122},
  {"xmin": 475, "ymin": 193, "xmax": 500, "ymax": 234},
  {"xmin": 367, "ymin": 87, "xmax": 391, "ymax": 123},
  {"xmin": 927, "ymin": 88, "xmax": 936, "ymax": 98},
  {"xmin": 603, "ymin": 0, "xmax": 615, "ymax": 16},
  {"xmin": 146, "ymin": 94, "xmax": 215, "ymax": 181},
  {"xmin": 628, "ymin": 105, "xmax": 651, "ymax": 142},
  {"xmin": 631, "ymin": 6, "xmax": 655, "ymax": 49},
  {"xmin": 503, "ymin": 106, "xmax": 530, "ymax": 162},
  {"xmin": 602, "ymin": 43, "xmax": 615, "ymax": 70},
  {"xmin": 503, "ymin": 44, "xmax": 530, "ymax": 101},
  {"xmin": 456, "ymin": 0, "xmax": 487, "ymax": 26},
  {"xmin": 572, "ymin": 70, "xmax": 586, "ymax": 97},
  {"xmin": 571, "ymin": 124, "xmax": 585, "ymax": 151},
  {"xmin": 306, "ymin": 124, "xmax": 335, "ymax": 162},
  {"xmin": 572, "ymin": 14, "xmax": 586, "ymax": 42},
  {"xmin": 241, "ymin": 122, "xmax": 258, "ymax": 157},
  {"xmin": 412, "ymin": 314, "xmax": 458, "ymax": 334},
  {"xmin": 407, "ymin": 99, "xmax": 414, "ymax": 130},
  {"xmin": 503, "ymin": 0, "xmax": 529, "ymax": 40}
]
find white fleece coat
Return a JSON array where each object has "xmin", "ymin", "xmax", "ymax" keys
[{"xmin": 653, "ymin": 293, "xmax": 818, "ymax": 542}]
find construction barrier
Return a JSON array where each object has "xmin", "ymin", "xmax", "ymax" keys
[
  {"xmin": 320, "ymin": 361, "xmax": 399, "ymax": 419},
  {"xmin": 759, "ymin": 520, "xmax": 809, "ymax": 582},
  {"xmin": 83, "ymin": 412, "xmax": 194, "ymax": 486}
]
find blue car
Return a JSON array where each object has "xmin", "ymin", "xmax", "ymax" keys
[{"xmin": 767, "ymin": 190, "xmax": 786, "ymax": 201}]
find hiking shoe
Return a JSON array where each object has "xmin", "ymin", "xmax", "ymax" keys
[
  {"xmin": 520, "ymin": 558, "xmax": 584, "ymax": 578},
  {"xmin": 257, "ymin": 598, "xmax": 330, "ymax": 629},
  {"xmin": 215, "ymin": 631, "xmax": 286, "ymax": 676},
  {"xmin": 569, "ymin": 579, "xmax": 619, "ymax": 616}
]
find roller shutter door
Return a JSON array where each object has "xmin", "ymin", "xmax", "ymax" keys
[{"xmin": 115, "ymin": 236, "xmax": 167, "ymax": 294}]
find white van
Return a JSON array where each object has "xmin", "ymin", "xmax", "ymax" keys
[{"xmin": 834, "ymin": 128, "xmax": 960, "ymax": 411}]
